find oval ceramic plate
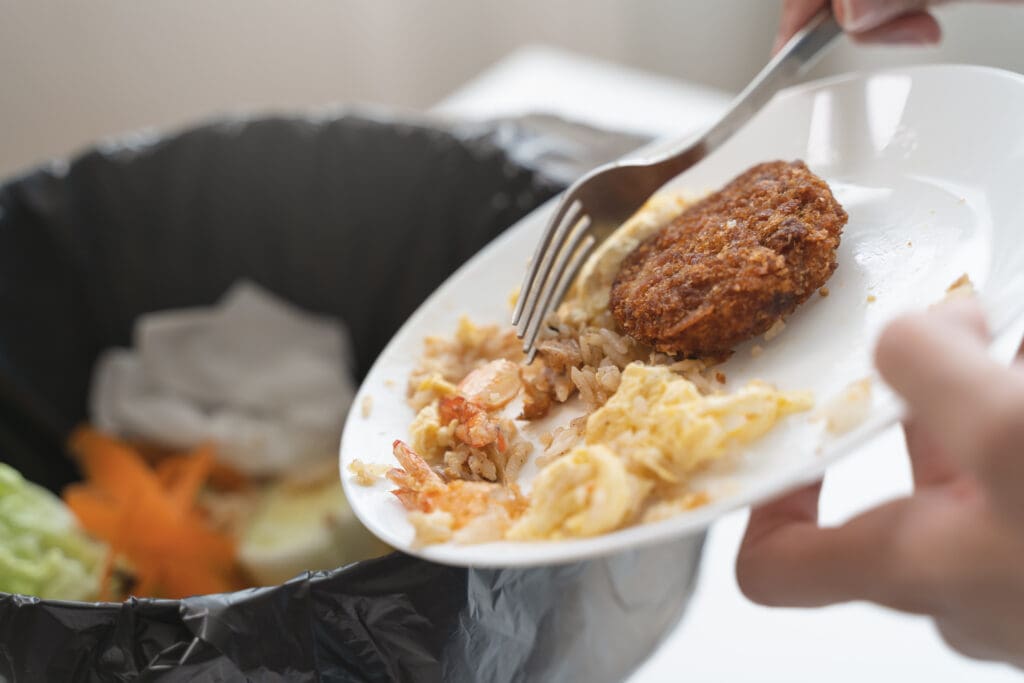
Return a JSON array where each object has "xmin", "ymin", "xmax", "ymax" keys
[{"xmin": 341, "ymin": 65, "xmax": 1024, "ymax": 567}]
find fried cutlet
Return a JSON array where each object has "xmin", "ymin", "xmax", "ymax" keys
[{"xmin": 609, "ymin": 160, "xmax": 846, "ymax": 357}]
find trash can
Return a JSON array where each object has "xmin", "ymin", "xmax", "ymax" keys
[{"xmin": 0, "ymin": 112, "xmax": 703, "ymax": 682}]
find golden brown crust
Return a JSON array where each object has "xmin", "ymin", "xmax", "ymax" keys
[{"xmin": 609, "ymin": 160, "xmax": 846, "ymax": 357}]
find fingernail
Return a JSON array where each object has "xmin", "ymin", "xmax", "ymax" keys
[
  {"xmin": 835, "ymin": 0, "xmax": 851, "ymax": 27},
  {"xmin": 839, "ymin": 0, "xmax": 879, "ymax": 33}
]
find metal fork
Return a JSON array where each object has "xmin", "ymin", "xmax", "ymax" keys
[{"xmin": 512, "ymin": 8, "xmax": 842, "ymax": 360}]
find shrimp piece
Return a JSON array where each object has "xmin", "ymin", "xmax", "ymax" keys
[
  {"xmin": 439, "ymin": 396, "xmax": 507, "ymax": 452},
  {"xmin": 390, "ymin": 439, "xmax": 444, "ymax": 488},
  {"xmin": 389, "ymin": 439, "xmax": 446, "ymax": 511},
  {"xmin": 457, "ymin": 359, "xmax": 521, "ymax": 409},
  {"xmin": 388, "ymin": 440, "xmax": 525, "ymax": 529}
]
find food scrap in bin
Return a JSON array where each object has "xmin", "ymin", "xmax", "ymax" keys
[
  {"xmin": 0, "ymin": 462, "xmax": 106, "ymax": 601},
  {"xmin": 0, "ymin": 282, "xmax": 389, "ymax": 601},
  {"xmin": 64, "ymin": 428, "xmax": 242, "ymax": 599}
]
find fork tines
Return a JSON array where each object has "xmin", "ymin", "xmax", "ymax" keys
[{"xmin": 513, "ymin": 197, "xmax": 596, "ymax": 361}]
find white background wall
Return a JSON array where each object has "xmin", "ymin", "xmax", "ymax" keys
[{"xmin": 1, "ymin": 1, "xmax": 1023, "ymax": 177}]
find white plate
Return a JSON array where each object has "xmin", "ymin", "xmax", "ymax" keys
[{"xmin": 340, "ymin": 65, "xmax": 1024, "ymax": 568}]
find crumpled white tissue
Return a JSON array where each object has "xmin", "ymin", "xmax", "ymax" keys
[{"xmin": 90, "ymin": 281, "xmax": 355, "ymax": 476}]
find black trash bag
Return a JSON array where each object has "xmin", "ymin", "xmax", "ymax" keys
[{"xmin": 0, "ymin": 113, "xmax": 702, "ymax": 682}]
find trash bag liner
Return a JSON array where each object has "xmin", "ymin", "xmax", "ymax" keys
[{"xmin": 0, "ymin": 112, "xmax": 702, "ymax": 681}]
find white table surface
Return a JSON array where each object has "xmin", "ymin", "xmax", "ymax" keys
[{"xmin": 433, "ymin": 46, "xmax": 1023, "ymax": 682}]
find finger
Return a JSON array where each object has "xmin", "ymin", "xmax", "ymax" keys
[
  {"xmin": 836, "ymin": 0, "xmax": 933, "ymax": 33},
  {"xmin": 741, "ymin": 480, "xmax": 822, "ymax": 546},
  {"xmin": 904, "ymin": 419, "xmax": 960, "ymax": 487},
  {"xmin": 875, "ymin": 301, "xmax": 993, "ymax": 444},
  {"xmin": 738, "ymin": 494, "xmax": 933, "ymax": 612},
  {"xmin": 876, "ymin": 302, "xmax": 1024, "ymax": 517},
  {"xmin": 849, "ymin": 11, "xmax": 942, "ymax": 44},
  {"xmin": 774, "ymin": 0, "xmax": 828, "ymax": 54}
]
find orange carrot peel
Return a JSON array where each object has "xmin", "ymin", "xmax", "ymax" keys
[{"xmin": 63, "ymin": 428, "xmax": 243, "ymax": 600}]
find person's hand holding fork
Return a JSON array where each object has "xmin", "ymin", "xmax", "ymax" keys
[{"xmin": 776, "ymin": 0, "xmax": 950, "ymax": 52}]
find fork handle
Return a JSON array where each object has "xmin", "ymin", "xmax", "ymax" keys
[{"xmin": 666, "ymin": 7, "xmax": 842, "ymax": 171}]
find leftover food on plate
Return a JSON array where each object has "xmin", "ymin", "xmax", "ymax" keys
[
  {"xmin": 349, "ymin": 460, "xmax": 393, "ymax": 486},
  {"xmin": 370, "ymin": 160, "xmax": 846, "ymax": 546},
  {"xmin": 507, "ymin": 364, "xmax": 811, "ymax": 541},
  {"xmin": 819, "ymin": 377, "xmax": 873, "ymax": 436},
  {"xmin": 943, "ymin": 273, "xmax": 975, "ymax": 302},
  {"xmin": 610, "ymin": 161, "xmax": 846, "ymax": 357}
]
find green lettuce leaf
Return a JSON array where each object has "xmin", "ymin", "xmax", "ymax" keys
[{"xmin": 0, "ymin": 463, "xmax": 107, "ymax": 601}]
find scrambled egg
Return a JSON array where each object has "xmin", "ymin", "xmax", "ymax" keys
[
  {"xmin": 560, "ymin": 193, "xmax": 693, "ymax": 324},
  {"xmin": 409, "ymin": 402, "xmax": 455, "ymax": 461},
  {"xmin": 507, "ymin": 445, "xmax": 651, "ymax": 540},
  {"xmin": 587, "ymin": 364, "xmax": 813, "ymax": 483},
  {"xmin": 513, "ymin": 363, "xmax": 813, "ymax": 539}
]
